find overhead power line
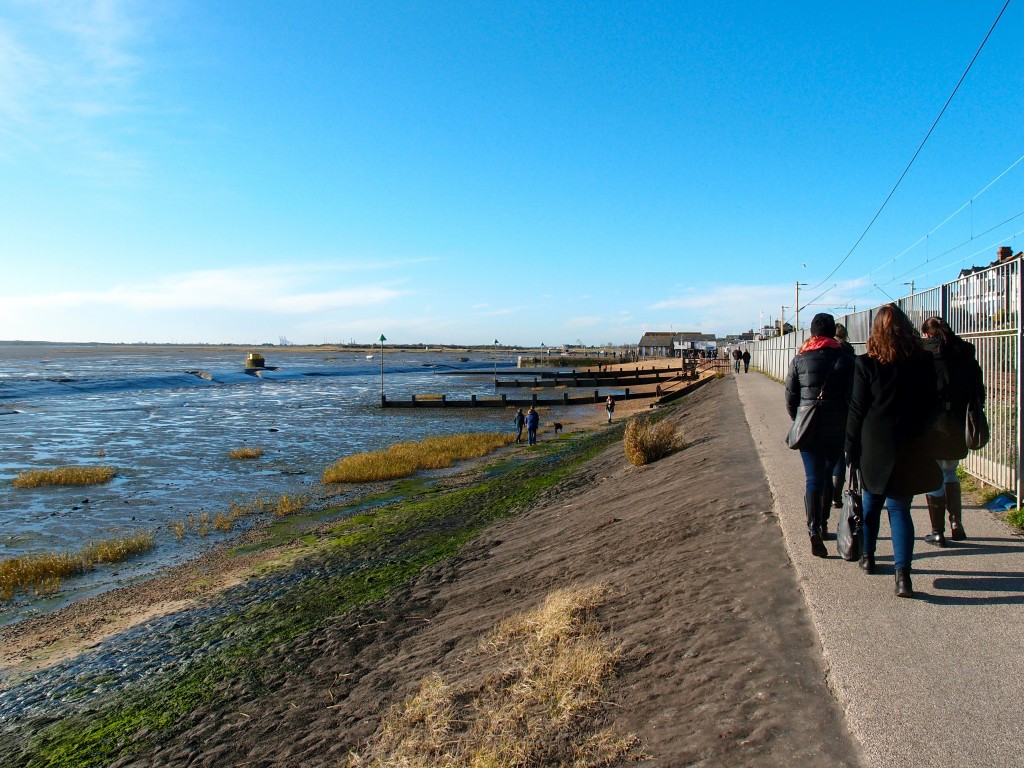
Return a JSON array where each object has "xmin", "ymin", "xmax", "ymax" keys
[{"xmin": 808, "ymin": 0, "xmax": 1013, "ymax": 292}]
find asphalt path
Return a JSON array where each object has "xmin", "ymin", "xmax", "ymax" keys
[{"xmin": 735, "ymin": 370, "xmax": 1024, "ymax": 768}]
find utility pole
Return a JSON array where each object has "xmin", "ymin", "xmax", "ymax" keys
[
  {"xmin": 795, "ymin": 282, "xmax": 808, "ymax": 335},
  {"xmin": 903, "ymin": 280, "xmax": 915, "ymax": 296}
]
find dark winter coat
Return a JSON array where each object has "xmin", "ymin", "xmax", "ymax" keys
[
  {"xmin": 845, "ymin": 353, "xmax": 942, "ymax": 497},
  {"xmin": 784, "ymin": 344, "xmax": 855, "ymax": 453},
  {"xmin": 922, "ymin": 335, "xmax": 986, "ymax": 461}
]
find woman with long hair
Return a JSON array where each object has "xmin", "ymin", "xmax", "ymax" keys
[
  {"xmin": 846, "ymin": 304, "xmax": 941, "ymax": 597},
  {"xmin": 785, "ymin": 313, "xmax": 855, "ymax": 557},
  {"xmin": 920, "ymin": 316, "xmax": 986, "ymax": 545}
]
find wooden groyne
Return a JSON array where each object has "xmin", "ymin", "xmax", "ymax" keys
[{"xmin": 380, "ymin": 374, "xmax": 714, "ymax": 409}]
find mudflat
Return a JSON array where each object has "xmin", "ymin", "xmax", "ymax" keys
[{"xmin": 1, "ymin": 377, "xmax": 859, "ymax": 767}]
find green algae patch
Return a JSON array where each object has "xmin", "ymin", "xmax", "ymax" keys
[{"xmin": 11, "ymin": 427, "xmax": 624, "ymax": 768}]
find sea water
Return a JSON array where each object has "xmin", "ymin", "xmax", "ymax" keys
[{"xmin": 0, "ymin": 343, "xmax": 534, "ymax": 622}]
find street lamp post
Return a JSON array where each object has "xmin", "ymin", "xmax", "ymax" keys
[{"xmin": 493, "ymin": 339, "xmax": 499, "ymax": 385}]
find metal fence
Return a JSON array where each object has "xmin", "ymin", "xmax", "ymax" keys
[{"xmin": 748, "ymin": 259, "xmax": 1022, "ymax": 503}]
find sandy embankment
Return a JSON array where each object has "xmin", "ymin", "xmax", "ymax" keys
[{"xmin": 3, "ymin": 371, "xmax": 857, "ymax": 767}]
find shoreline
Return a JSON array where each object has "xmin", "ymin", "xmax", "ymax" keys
[
  {"xmin": 0, "ymin": 375, "xmax": 858, "ymax": 767},
  {"xmin": 0, "ymin": 369, "xmax": 666, "ymax": 677}
]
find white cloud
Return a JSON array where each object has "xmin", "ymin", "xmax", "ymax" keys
[{"xmin": 2, "ymin": 264, "xmax": 408, "ymax": 315}]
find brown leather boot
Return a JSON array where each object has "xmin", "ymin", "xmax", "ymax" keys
[
  {"xmin": 946, "ymin": 482, "xmax": 966, "ymax": 540},
  {"xmin": 924, "ymin": 495, "xmax": 947, "ymax": 547}
]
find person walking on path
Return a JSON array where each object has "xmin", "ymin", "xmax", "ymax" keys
[
  {"xmin": 845, "ymin": 304, "xmax": 941, "ymax": 597},
  {"xmin": 828, "ymin": 323, "xmax": 858, "ymax": 510},
  {"xmin": 525, "ymin": 406, "xmax": 540, "ymax": 445},
  {"xmin": 784, "ymin": 313, "xmax": 855, "ymax": 557},
  {"xmin": 605, "ymin": 395, "xmax": 615, "ymax": 423},
  {"xmin": 741, "ymin": 348, "xmax": 751, "ymax": 373},
  {"xmin": 732, "ymin": 348, "xmax": 742, "ymax": 373},
  {"xmin": 920, "ymin": 316, "xmax": 986, "ymax": 546},
  {"xmin": 513, "ymin": 408, "xmax": 526, "ymax": 444}
]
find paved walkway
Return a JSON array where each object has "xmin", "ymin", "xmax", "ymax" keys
[{"xmin": 735, "ymin": 371, "xmax": 1024, "ymax": 768}]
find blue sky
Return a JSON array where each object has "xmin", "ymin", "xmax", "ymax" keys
[{"xmin": 1, "ymin": 1, "xmax": 1021, "ymax": 346}]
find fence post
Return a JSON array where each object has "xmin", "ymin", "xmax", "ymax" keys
[
  {"xmin": 471, "ymin": 394, "xmax": 476, "ymax": 407},
  {"xmin": 1017, "ymin": 264, "xmax": 1023, "ymax": 509}
]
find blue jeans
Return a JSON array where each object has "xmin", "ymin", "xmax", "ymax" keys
[
  {"xmin": 926, "ymin": 459, "xmax": 959, "ymax": 497},
  {"xmin": 799, "ymin": 448, "xmax": 841, "ymax": 495},
  {"xmin": 528, "ymin": 427, "xmax": 537, "ymax": 445},
  {"xmin": 862, "ymin": 491, "xmax": 915, "ymax": 570}
]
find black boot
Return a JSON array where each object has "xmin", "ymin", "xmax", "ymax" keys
[
  {"xmin": 820, "ymin": 492, "xmax": 831, "ymax": 540},
  {"xmin": 924, "ymin": 495, "xmax": 947, "ymax": 547},
  {"xmin": 895, "ymin": 567, "xmax": 913, "ymax": 598},
  {"xmin": 859, "ymin": 553, "xmax": 875, "ymax": 574},
  {"xmin": 804, "ymin": 492, "xmax": 828, "ymax": 558},
  {"xmin": 946, "ymin": 482, "xmax": 966, "ymax": 540},
  {"xmin": 831, "ymin": 474, "xmax": 844, "ymax": 508}
]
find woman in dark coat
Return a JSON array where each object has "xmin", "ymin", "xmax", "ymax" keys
[
  {"xmin": 785, "ymin": 313, "xmax": 855, "ymax": 557},
  {"xmin": 920, "ymin": 316, "xmax": 986, "ymax": 545},
  {"xmin": 845, "ymin": 304, "xmax": 941, "ymax": 597}
]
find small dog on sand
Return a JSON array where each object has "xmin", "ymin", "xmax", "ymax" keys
[{"xmin": 552, "ymin": 422, "xmax": 563, "ymax": 434}]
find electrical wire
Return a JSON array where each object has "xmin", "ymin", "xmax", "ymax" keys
[{"xmin": 807, "ymin": 0, "xmax": 1012, "ymax": 292}]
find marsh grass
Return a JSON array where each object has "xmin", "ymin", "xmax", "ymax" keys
[
  {"xmin": 323, "ymin": 433, "xmax": 515, "ymax": 484},
  {"xmin": 0, "ymin": 532, "xmax": 155, "ymax": 601},
  {"xmin": 229, "ymin": 447, "xmax": 264, "ymax": 460},
  {"xmin": 623, "ymin": 416, "xmax": 680, "ymax": 466},
  {"xmin": 348, "ymin": 584, "xmax": 641, "ymax": 768},
  {"xmin": 171, "ymin": 493, "xmax": 297, "ymax": 540},
  {"xmin": 275, "ymin": 493, "xmax": 307, "ymax": 517},
  {"xmin": 13, "ymin": 466, "xmax": 116, "ymax": 489}
]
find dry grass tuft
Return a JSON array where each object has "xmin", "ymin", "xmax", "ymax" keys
[
  {"xmin": 623, "ymin": 416, "xmax": 679, "ymax": 467},
  {"xmin": 0, "ymin": 532, "xmax": 155, "ymax": 601},
  {"xmin": 13, "ymin": 465, "xmax": 116, "ymax": 488},
  {"xmin": 229, "ymin": 446, "xmax": 264, "ymax": 460},
  {"xmin": 347, "ymin": 584, "xmax": 642, "ymax": 768},
  {"xmin": 323, "ymin": 433, "xmax": 515, "ymax": 484},
  {"xmin": 275, "ymin": 493, "xmax": 307, "ymax": 517}
]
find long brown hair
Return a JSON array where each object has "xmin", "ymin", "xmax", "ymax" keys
[
  {"xmin": 921, "ymin": 315, "xmax": 965, "ymax": 355},
  {"xmin": 866, "ymin": 303, "xmax": 921, "ymax": 365}
]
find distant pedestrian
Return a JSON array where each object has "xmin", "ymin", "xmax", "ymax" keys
[
  {"xmin": 526, "ymin": 406, "xmax": 540, "ymax": 445},
  {"xmin": 741, "ymin": 349, "xmax": 751, "ymax": 373},
  {"xmin": 513, "ymin": 408, "xmax": 526, "ymax": 444},
  {"xmin": 605, "ymin": 395, "xmax": 615, "ymax": 423},
  {"xmin": 732, "ymin": 348, "xmax": 742, "ymax": 373},
  {"xmin": 846, "ymin": 304, "xmax": 940, "ymax": 597}
]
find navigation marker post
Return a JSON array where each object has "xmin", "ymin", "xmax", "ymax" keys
[{"xmin": 379, "ymin": 334, "xmax": 386, "ymax": 406}]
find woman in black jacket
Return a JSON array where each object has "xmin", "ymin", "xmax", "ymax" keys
[
  {"xmin": 846, "ymin": 304, "xmax": 941, "ymax": 597},
  {"xmin": 920, "ymin": 316, "xmax": 986, "ymax": 545},
  {"xmin": 785, "ymin": 313, "xmax": 855, "ymax": 557}
]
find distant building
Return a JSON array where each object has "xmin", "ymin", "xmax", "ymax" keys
[
  {"xmin": 953, "ymin": 246, "xmax": 1021, "ymax": 328},
  {"xmin": 637, "ymin": 331, "xmax": 717, "ymax": 358}
]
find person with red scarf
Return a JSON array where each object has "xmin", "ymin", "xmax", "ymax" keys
[{"xmin": 784, "ymin": 313, "xmax": 855, "ymax": 557}]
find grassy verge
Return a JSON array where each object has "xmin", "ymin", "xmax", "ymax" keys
[{"xmin": 9, "ymin": 426, "xmax": 624, "ymax": 768}]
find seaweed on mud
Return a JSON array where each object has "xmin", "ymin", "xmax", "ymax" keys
[{"xmin": 3, "ymin": 425, "xmax": 625, "ymax": 768}]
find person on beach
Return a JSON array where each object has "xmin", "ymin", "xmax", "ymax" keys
[
  {"xmin": 845, "ymin": 304, "xmax": 941, "ymax": 597},
  {"xmin": 828, "ymin": 323, "xmax": 858, "ymax": 510},
  {"xmin": 920, "ymin": 316, "xmax": 986, "ymax": 546},
  {"xmin": 513, "ymin": 408, "xmax": 526, "ymax": 444},
  {"xmin": 605, "ymin": 395, "xmax": 615, "ymax": 423},
  {"xmin": 526, "ymin": 406, "xmax": 540, "ymax": 445},
  {"xmin": 741, "ymin": 349, "xmax": 751, "ymax": 373},
  {"xmin": 785, "ymin": 313, "xmax": 855, "ymax": 557}
]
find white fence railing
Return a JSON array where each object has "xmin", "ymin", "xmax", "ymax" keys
[{"xmin": 748, "ymin": 260, "xmax": 1022, "ymax": 503}]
